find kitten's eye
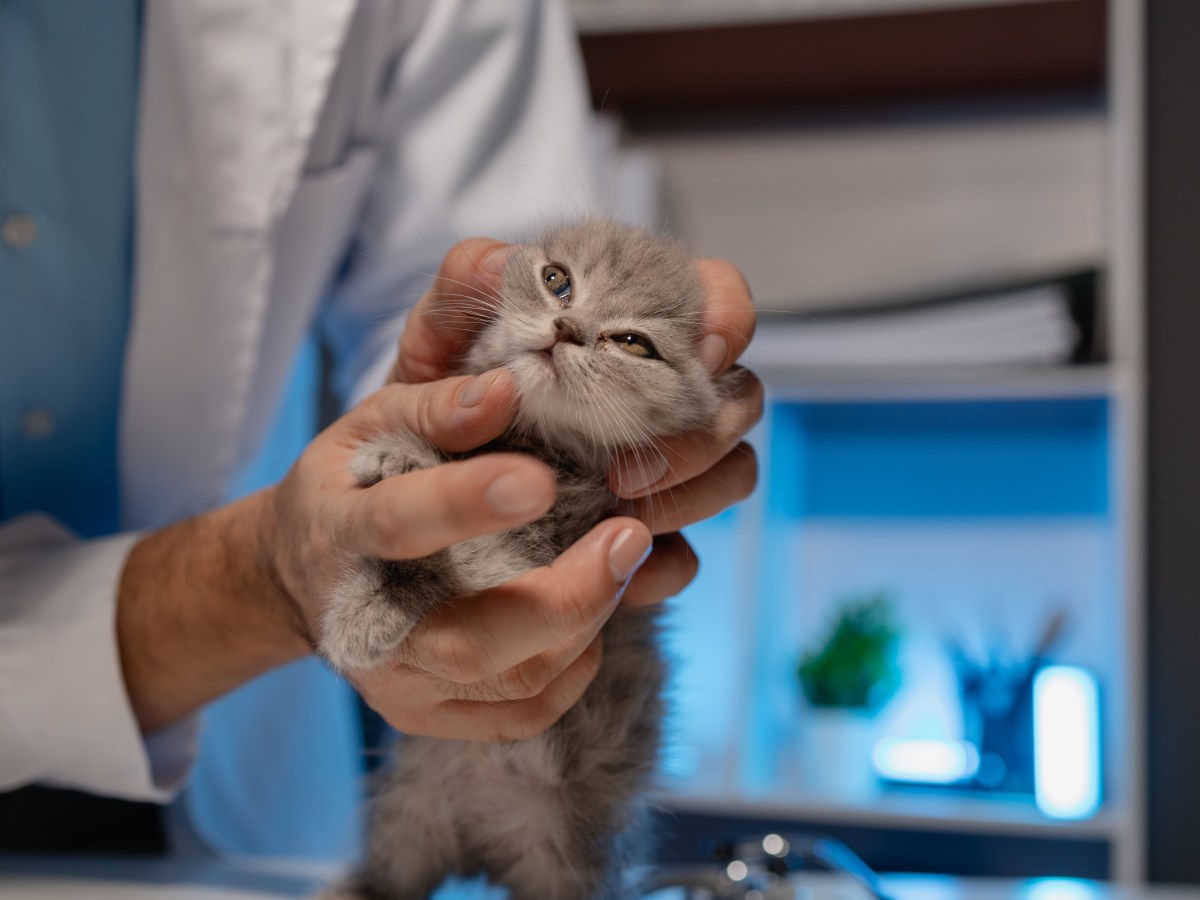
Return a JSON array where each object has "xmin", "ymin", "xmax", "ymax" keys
[
  {"xmin": 610, "ymin": 333, "xmax": 659, "ymax": 360},
  {"xmin": 542, "ymin": 264, "xmax": 572, "ymax": 303}
]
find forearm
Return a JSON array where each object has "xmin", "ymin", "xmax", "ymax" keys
[{"xmin": 116, "ymin": 488, "xmax": 310, "ymax": 733}]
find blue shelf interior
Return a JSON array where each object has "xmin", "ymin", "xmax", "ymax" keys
[
  {"xmin": 769, "ymin": 397, "xmax": 1110, "ymax": 519},
  {"xmin": 665, "ymin": 395, "xmax": 1115, "ymax": 801}
]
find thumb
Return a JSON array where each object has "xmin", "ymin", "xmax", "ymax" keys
[{"xmin": 395, "ymin": 238, "xmax": 514, "ymax": 384}]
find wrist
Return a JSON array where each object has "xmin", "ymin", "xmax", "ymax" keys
[
  {"xmin": 238, "ymin": 486, "xmax": 313, "ymax": 656},
  {"xmin": 117, "ymin": 490, "xmax": 311, "ymax": 733}
]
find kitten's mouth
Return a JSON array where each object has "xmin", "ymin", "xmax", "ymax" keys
[
  {"xmin": 530, "ymin": 336, "xmax": 567, "ymax": 364},
  {"xmin": 526, "ymin": 346, "xmax": 561, "ymax": 380}
]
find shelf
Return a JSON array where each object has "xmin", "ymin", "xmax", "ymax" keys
[
  {"xmin": 575, "ymin": 0, "xmax": 1104, "ymax": 115},
  {"xmin": 630, "ymin": 110, "xmax": 1106, "ymax": 312},
  {"xmin": 569, "ymin": 0, "xmax": 1143, "ymax": 877},
  {"xmin": 750, "ymin": 365, "xmax": 1125, "ymax": 402},
  {"xmin": 571, "ymin": 0, "xmax": 1069, "ymax": 36},
  {"xmin": 655, "ymin": 785, "xmax": 1122, "ymax": 840}
]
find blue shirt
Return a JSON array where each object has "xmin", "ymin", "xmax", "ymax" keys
[
  {"xmin": 0, "ymin": 3, "xmax": 366, "ymax": 861},
  {"xmin": 0, "ymin": 0, "xmax": 141, "ymax": 539}
]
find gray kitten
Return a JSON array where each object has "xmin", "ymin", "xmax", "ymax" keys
[{"xmin": 320, "ymin": 220, "xmax": 735, "ymax": 900}]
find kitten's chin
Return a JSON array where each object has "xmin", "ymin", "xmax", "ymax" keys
[{"xmin": 505, "ymin": 359, "xmax": 621, "ymax": 464}]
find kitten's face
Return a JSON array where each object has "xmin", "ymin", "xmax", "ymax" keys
[{"xmin": 464, "ymin": 221, "xmax": 720, "ymax": 460}]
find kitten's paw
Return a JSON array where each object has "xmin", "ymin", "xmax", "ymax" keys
[
  {"xmin": 321, "ymin": 563, "xmax": 421, "ymax": 671},
  {"xmin": 350, "ymin": 433, "xmax": 434, "ymax": 486}
]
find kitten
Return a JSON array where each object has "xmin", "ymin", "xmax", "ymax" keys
[{"xmin": 320, "ymin": 219, "xmax": 738, "ymax": 900}]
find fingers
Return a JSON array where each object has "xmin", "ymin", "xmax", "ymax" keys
[
  {"xmin": 393, "ymin": 238, "xmax": 513, "ymax": 384},
  {"xmin": 398, "ymin": 518, "xmax": 652, "ymax": 683},
  {"xmin": 438, "ymin": 633, "xmax": 605, "ymax": 742},
  {"xmin": 331, "ymin": 371, "xmax": 551, "ymax": 560},
  {"xmin": 612, "ymin": 366, "xmax": 764, "ymax": 499},
  {"xmin": 355, "ymin": 527, "xmax": 706, "ymax": 742},
  {"xmin": 621, "ymin": 443, "xmax": 758, "ymax": 535},
  {"xmin": 696, "ymin": 258, "xmax": 756, "ymax": 374},
  {"xmin": 345, "ymin": 369, "xmax": 518, "ymax": 454},
  {"xmin": 355, "ymin": 634, "xmax": 604, "ymax": 743},
  {"xmin": 344, "ymin": 454, "xmax": 556, "ymax": 560},
  {"xmin": 621, "ymin": 532, "xmax": 700, "ymax": 607},
  {"xmin": 352, "ymin": 518, "xmax": 653, "ymax": 742}
]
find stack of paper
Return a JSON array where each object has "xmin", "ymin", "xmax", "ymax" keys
[{"xmin": 744, "ymin": 283, "xmax": 1079, "ymax": 372}]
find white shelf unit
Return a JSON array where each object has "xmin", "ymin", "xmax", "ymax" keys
[{"xmin": 584, "ymin": 0, "xmax": 1144, "ymax": 881}]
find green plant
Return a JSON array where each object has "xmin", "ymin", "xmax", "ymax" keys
[{"xmin": 797, "ymin": 592, "xmax": 902, "ymax": 712}]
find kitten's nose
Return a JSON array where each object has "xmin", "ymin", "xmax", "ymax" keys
[{"xmin": 553, "ymin": 316, "xmax": 585, "ymax": 346}]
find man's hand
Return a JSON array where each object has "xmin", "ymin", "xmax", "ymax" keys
[
  {"xmin": 356, "ymin": 236, "xmax": 760, "ymax": 739},
  {"xmin": 269, "ymin": 371, "xmax": 657, "ymax": 741},
  {"xmin": 116, "ymin": 235, "xmax": 758, "ymax": 741},
  {"xmin": 117, "ymin": 367, "xmax": 655, "ymax": 739}
]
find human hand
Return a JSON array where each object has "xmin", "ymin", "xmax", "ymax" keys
[
  {"xmin": 265, "ymin": 370, "xmax": 655, "ymax": 740},
  {"xmin": 115, "ymin": 238, "xmax": 756, "ymax": 738}
]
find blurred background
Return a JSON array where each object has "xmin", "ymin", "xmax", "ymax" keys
[{"xmin": 548, "ymin": 0, "xmax": 1193, "ymax": 886}]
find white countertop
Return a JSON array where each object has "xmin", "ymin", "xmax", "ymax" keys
[{"xmin": 4, "ymin": 856, "xmax": 1200, "ymax": 900}]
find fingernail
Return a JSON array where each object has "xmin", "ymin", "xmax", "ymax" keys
[
  {"xmin": 485, "ymin": 470, "xmax": 550, "ymax": 519},
  {"xmin": 479, "ymin": 246, "xmax": 513, "ymax": 281},
  {"xmin": 614, "ymin": 454, "xmax": 669, "ymax": 497},
  {"xmin": 608, "ymin": 527, "xmax": 652, "ymax": 584},
  {"xmin": 459, "ymin": 369, "xmax": 504, "ymax": 408},
  {"xmin": 699, "ymin": 333, "xmax": 728, "ymax": 373}
]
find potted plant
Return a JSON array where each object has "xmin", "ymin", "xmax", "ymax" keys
[{"xmin": 796, "ymin": 592, "xmax": 902, "ymax": 799}]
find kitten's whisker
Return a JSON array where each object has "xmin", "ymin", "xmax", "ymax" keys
[
  {"xmin": 344, "ymin": 250, "xmax": 510, "ymax": 311},
  {"xmin": 600, "ymin": 150, "xmax": 631, "ymax": 223},
  {"xmin": 535, "ymin": 129, "xmax": 595, "ymax": 216}
]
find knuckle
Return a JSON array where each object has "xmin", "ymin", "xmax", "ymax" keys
[
  {"xmin": 578, "ymin": 638, "xmax": 604, "ymax": 680},
  {"xmin": 364, "ymin": 382, "xmax": 405, "ymax": 423},
  {"xmin": 413, "ymin": 385, "xmax": 442, "ymax": 442},
  {"xmin": 425, "ymin": 633, "xmax": 487, "ymax": 684},
  {"xmin": 365, "ymin": 497, "xmax": 401, "ymax": 550},
  {"xmin": 554, "ymin": 579, "xmax": 605, "ymax": 633},
  {"xmin": 499, "ymin": 655, "xmax": 556, "ymax": 702}
]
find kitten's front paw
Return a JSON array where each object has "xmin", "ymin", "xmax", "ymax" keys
[
  {"xmin": 350, "ymin": 433, "xmax": 431, "ymax": 487},
  {"xmin": 321, "ymin": 562, "xmax": 421, "ymax": 671}
]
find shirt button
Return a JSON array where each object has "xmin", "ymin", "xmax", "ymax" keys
[
  {"xmin": 21, "ymin": 409, "xmax": 56, "ymax": 440},
  {"xmin": 2, "ymin": 212, "xmax": 38, "ymax": 249}
]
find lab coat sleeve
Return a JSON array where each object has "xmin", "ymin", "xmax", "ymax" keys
[
  {"xmin": 320, "ymin": 0, "xmax": 604, "ymax": 407},
  {"xmin": 0, "ymin": 515, "xmax": 197, "ymax": 801}
]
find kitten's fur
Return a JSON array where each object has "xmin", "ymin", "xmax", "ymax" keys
[{"xmin": 320, "ymin": 220, "xmax": 735, "ymax": 900}]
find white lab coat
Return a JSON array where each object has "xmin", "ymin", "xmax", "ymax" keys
[{"xmin": 0, "ymin": 0, "xmax": 602, "ymax": 852}]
